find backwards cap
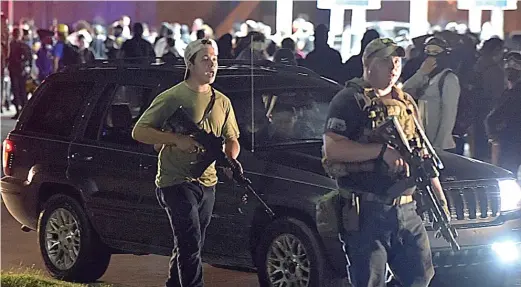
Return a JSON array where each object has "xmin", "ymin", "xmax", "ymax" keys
[
  {"xmin": 183, "ymin": 38, "xmax": 218, "ymax": 65},
  {"xmin": 183, "ymin": 38, "xmax": 219, "ymax": 80}
]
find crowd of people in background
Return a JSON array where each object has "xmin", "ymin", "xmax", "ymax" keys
[{"xmin": 2, "ymin": 12, "xmax": 521, "ymax": 175}]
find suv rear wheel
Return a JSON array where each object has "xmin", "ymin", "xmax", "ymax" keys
[
  {"xmin": 37, "ymin": 194, "xmax": 111, "ymax": 282},
  {"xmin": 255, "ymin": 217, "xmax": 344, "ymax": 287}
]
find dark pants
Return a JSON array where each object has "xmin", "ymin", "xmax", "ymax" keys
[
  {"xmin": 499, "ymin": 143, "xmax": 521, "ymax": 175},
  {"xmin": 9, "ymin": 73, "xmax": 27, "ymax": 114},
  {"xmin": 156, "ymin": 182, "xmax": 216, "ymax": 287},
  {"xmin": 447, "ymin": 135, "xmax": 466, "ymax": 156},
  {"xmin": 345, "ymin": 200, "xmax": 434, "ymax": 287}
]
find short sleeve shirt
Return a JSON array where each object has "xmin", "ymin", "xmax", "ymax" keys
[
  {"xmin": 134, "ymin": 82, "xmax": 240, "ymax": 188},
  {"xmin": 324, "ymin": 83, "xmax": 419, "ymax": 194},
  {"xmin": 324, "ymin": 86, "xmax": 366, "ymax": 140}
]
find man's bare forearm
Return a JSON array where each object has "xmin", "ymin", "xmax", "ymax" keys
[
  {"xmin": 132, "ymin": 125, "xmax": 179, "ymax": 145},
  {"xmin": 53, "ymin": 57, "xmax": 60, "ymax": 73},
  {"xmin": 323, "ymin": 132, "xmax": 383, "ymax": 163},
  {"xmin": 224, "ymin": 138, "xmax": 240, "ymax": 159}
]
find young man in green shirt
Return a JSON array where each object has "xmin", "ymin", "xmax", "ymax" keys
[{"xmin": 132, "ymin": 39, "xmax": 241, "ymax": 287}]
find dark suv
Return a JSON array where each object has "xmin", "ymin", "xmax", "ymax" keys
[{"xmin": 2, "ymin": 59, "xmax": 521, "ymax": 286}]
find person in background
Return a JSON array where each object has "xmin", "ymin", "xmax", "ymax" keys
[
  {"xmin": 471, "ymin": 37, "xmax": 506, "ymax": 161},
  {"xmin": 486, "ymin": 52, "xmax": 521, "ymax": 173},
  {"xmin": 52, "ymin": 23, "xmax": 69, "ymax": 72},
  {"xmin": 281, "ymin": 37, "xmax": 303, "ymax": 60},
  {"xmin": 120, "ymin": 15, "xmax": 132, "ymax": 39},
  {"xmin": 1, "ymin": 12, "xmax": 10, "ymax": 113},
  {"xmin": 35, "ymin": 29, "xmax": 54, "ymax": 82},
  {"xmin": 77, "ymin": 34, "xmax": 95, "ymax": 64},
  {"xmin": 273, "ymin": 48, "xmax": 297, "ymax": 66},
  {"xmin": 303, "ymin": 24, "xmax": 342, "ymax": 82},
  {"xmin": 119, "ymin": 22, "xmax": 155, "ymax": 62},
  {"xmin": 343, "ymin": 29, "xmax": 380, "ymax": 82},
  {"xmin": 216, "ymin": 33, "xmax": 234, "ymax": 59},
  {"xmin": 196, "ymin": 29, "xmax": 205, "ymax": 40},
  {"xmin": 236, "ymin": 31, "xmax": 268, "ymax": 61},
  {"xmin": 155, "ymin": 24, "xmax": 175, "ymax": 58},
  {"xmin": 191, "ymin": 18, "xmax": 204, "ymax": 41},
  {"xmin": 91, "ymin": 25, "xmax": 107, "ymax": 59},
  {"xmin": 105, "ymin": 25, "xmax": 125, "ymax": 60},
  {"xmin": 403, "ymin": 36, "xmax": 460, "ymax": 151},
  {"xmin": 180, "ymin": 24, "xmax": 191, "ymax": 45},
  {"xmin": 8, "ymin": 28, "xmax": 32, "ymax": 119}
]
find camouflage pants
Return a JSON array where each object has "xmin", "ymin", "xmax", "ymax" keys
[{"xmin": 344, "ymin": 200, "xmax": 434, "ymax": 287}]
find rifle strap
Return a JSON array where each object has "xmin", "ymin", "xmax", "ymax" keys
[{"xmin": 196, "ymin": 87, "xmax": 216, "ymax": 126}]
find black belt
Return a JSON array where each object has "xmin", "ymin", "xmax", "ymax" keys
[{"xmin": 361, "ymin": 193, "xmax": 414, "ymax": 206}]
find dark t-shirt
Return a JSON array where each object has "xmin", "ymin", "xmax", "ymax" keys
[{"xmin": 324, "ymin": 83, "xmax": 396, "ymax": 194}]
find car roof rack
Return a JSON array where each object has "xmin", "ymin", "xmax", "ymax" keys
[{"xmin": 62, "ymin": 56, "xmax": 320, "ymax": 77}]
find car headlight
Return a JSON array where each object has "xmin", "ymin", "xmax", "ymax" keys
[{"xmin": 499, "ymin": 179, "xmax": 521, "ymax": 212}]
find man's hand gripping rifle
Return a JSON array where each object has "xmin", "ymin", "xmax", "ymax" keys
[
  {"xmin": 373, "ymin": 116, "xmax": 460, "ymax": 252},
  {"xmin": 166, "ymin": 106, "xmax": 275, "ymax": 218}
]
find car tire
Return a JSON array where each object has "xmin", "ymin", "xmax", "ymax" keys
[
  {"xmin": 37, "ymin": 194, "xmax": 111, "ymax": 282},
  {"xmin": 255, "ymin": 217, "xmax": 343, "ymax": 287}
]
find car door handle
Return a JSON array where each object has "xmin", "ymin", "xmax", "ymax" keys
[
  {"xmin": 70, "ymin": 153, "xmax": 93, "ymax": 161},
  {"xmin": 140, "ymin": 164, "xmax": 154, "ymax": 170}
]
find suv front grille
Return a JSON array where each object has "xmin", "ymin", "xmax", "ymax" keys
[{"xmin": 422, "ymin": 182, "xmax": 501, "ymax": 225}]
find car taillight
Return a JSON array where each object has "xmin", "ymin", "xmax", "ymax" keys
[{"xmin": 3, "ymin": 139, "xmax": 14, "ymax": 176}]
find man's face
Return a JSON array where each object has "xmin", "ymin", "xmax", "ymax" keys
[
  {"xmin": 42, "ymin": 36, "xmax": 52, "ymax": 45},
  {"xmin": 122, "ymin": 17, "xmax": 130, "ymax": 27},
  {"xmin": 189, "ymin": 45, "xmax": 218, "ymax": 84},
  {"xmin": 365, "ymin": 55, "xmax": 402, "ymax": 90},
  {"xmin": 114, "ymin": 28, "xmax": 123, "ymax": 37},
  {"xmin": 78, "ymin": 38, "xmax": 86, "ymax": 49}
]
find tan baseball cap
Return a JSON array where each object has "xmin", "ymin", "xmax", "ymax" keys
[{"xmin": 362, "ymin": 38, "xmax": 405, "ymax": 64}]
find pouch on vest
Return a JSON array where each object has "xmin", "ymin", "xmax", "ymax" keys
[{"xmin": 340, "ymin": 189, "xmax": 360, "ymax": 233}]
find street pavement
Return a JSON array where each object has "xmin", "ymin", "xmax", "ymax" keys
[{"xmin": 1, "ymin": 108, "xmax": 520, "ymax": 287}]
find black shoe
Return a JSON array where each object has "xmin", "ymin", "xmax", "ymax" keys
[{"xmin": 11, "ymin": 114, "xmax": 18, "ymax": 120}]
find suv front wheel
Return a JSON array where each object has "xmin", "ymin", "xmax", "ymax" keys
[
  {"xmin": 255, "ymin": 217, "xmax": 345, "ymax": 287},
  {"xmin": 37, "ymin": 194, "xmax": 111, "ymax": 282}
]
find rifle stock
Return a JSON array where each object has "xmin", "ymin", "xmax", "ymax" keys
[
  {"xmin": 165, "ymin": 106, "xmax": 275, "ymax": 218},
  {"xmin": 373, "ymin": 116, "xmax": 460, "ymax": 252}
]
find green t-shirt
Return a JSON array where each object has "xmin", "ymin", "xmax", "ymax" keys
[{"xmin": 134, "ymin": 81, "xmax": 240, "ymax": 188}]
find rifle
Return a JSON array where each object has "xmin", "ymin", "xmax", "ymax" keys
[
  {"xmin": 372, "ymin": 116, "xmax": 460, "ymax": 252},
  {"xmin": 165, "ymin": 106, "xmax": 275, "ymax": 218}
]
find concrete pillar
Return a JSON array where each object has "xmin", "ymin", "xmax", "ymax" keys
[
  {"xmin": 328, "ymin": 8, "xmax": 345, "ymax": 47},
  {"xmin": 276, "ymin": 0, "xmax": 293, "ymax": 37},
  {"xmin": 490, "ymin": 7, "xmax": 504, "ymax": 39},
  {"xmin": 409, "ymin": 0, "xmax": 429, "ymax": 38},
  {"xmin": 468, "ymin": 8, "xmax": 482, "ymax": 33},
  {"xmin": 8, "ymin": 0, "xmax": 14, "ymax": 26}
]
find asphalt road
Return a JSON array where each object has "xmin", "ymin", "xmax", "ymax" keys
[{"xmin": 1, "ymin": 109, "xmax": 520, "ymax": 287}]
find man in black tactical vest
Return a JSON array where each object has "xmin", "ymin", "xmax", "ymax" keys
[{"xmin": 322, "ymin": 38, "xmax": 450, "ymax": 287}]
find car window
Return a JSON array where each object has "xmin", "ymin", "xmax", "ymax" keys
[
  {"xmin": 229, "ymin": 87, "xmax": 337, "ymax": 148},
  {"xmin": 23, "ymin": 80, "xmax": 94, "ymax": 138},
  {"xmin": 84, "ymin": 84, "xmax": 154, "ymax": 150}
]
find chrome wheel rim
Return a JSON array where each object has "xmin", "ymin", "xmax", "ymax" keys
[
  {"xmin": 45, "ymin": 208, "xmax": 81, "ymax": 270},
  {"xmin": 266, "ymin": 234, "xmax": 311, "ymax": 287}
]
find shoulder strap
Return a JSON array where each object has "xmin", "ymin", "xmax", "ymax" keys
[
  {"xmin": 437, "ymin": 69, "xmax": 453, "ymax": 98},
  {"xmin": 196, "ymin": 87, "xmax": 216, "ymax": 126}
]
